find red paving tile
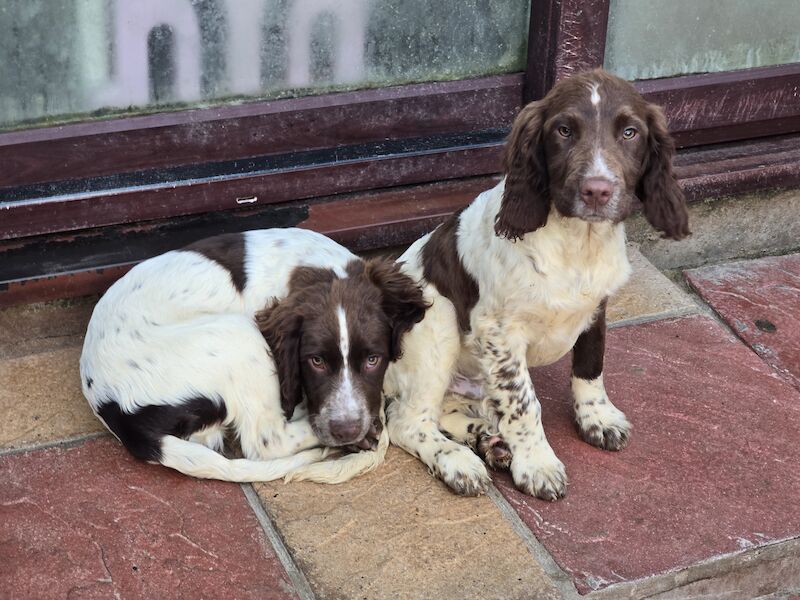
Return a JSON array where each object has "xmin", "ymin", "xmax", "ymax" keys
[
  {"xmin": 0, "ymin": 438, "xmax": 298, "ymax": 600},
  {"xmin": 493, "ymin": 315, "xmax": 800, "ymax": 594},
  {"xmin": 685, "ymin": 253, "xmax": 800, "ymax": 390}
]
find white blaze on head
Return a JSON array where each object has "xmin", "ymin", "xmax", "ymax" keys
[
  {"xmin": 337, "ymin": 305, "xmax": 350, "ymax": 367},
  {"xmin": 588, "ymin": 150, "xmax": 615, "ymax": 182},
  {"xmin": 585, "ymin": 81, "xmax": 615, "ymax": 184},
  {"xmin": 335, "ymin": 305, "xmax": 358, "ymax": 413},
  {"xmin": 589, "ymin": 82, "xmax": 601, "ymax": 106}
]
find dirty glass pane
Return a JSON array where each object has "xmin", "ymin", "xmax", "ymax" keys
[
  {"xmin": 0, "ymin": 0, "xmax": 530, "ymax": 130},
  {"xmin": 604, "ymin": 0, "xmax": 800, "ymax": 81}
]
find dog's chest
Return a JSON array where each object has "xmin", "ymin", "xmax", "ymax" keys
[
  {"xmin": 530, "ymin": 233, "xmax": 628, "ymax": 365},
  {"xmin": 520, "ymin": 294, "xmax": 605, "ymax": 367},
  {"xmin": 472, "ymin": 223, "xmax": 631, "ymax": 368}
]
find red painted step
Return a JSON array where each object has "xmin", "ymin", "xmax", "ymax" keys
[
  {"xmin": 0, "ymin": 438, "xmax": 298, "ymax": 599},
  {"xmin": 685, "ymin": 253, "xmax": 800, "ymax": 390},
  {"xmin": 493, "ymin": 315, "xmax": 800, "ymax": 594}
]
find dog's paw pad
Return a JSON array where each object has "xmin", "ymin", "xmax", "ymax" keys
[{"xmin": 477, "ymin": 433, "xmax": 512, "ymax": 471}]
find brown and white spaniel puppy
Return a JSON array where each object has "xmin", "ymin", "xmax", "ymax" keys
[
  {"xmin": 80, "ymin": 228, "xmax": 427, "ymax": 482},
  {"xmin": 383, "ymin": 69, "xmax": 689, "ymax": 499}
]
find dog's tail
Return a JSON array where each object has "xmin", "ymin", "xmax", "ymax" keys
[
  {"xmin": 283, "ymin": 407, "xmax": 390, "ymax": 484},
  {"xmin": 159, "ymin": 435, "xmax": 328, "ymax": 482}
]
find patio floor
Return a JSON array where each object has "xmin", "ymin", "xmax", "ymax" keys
[{"xmin": 2, "ymin": 247, "xmax": 799, "ymax": 599}]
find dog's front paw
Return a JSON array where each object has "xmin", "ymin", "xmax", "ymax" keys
[
  {"xmin": 510, "ymin": 447, "xmax": 567, "ymax": 501},
  {"xmin": 575, "ymin": 404, "xmax": 631, "ymax": 451},
  {"xmin": 432, "ymin": 446, "xmax": 491, "ymax": 496},
  {"xmin": 476, "ymin": 433, "xmax": 513, "ymax": 471},
  {"xmin": 343, "ymin": 416, "xmax": 384, "ymax": 453}
]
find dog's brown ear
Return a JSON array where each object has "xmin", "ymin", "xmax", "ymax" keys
[
  {"xmin": 495, "ymin": 100, "xmax": 550, "ymax": 241},
  {"xmin": 636, "ymin": 104, "xmax": 690, "ymax": 240},
  {"xmin": 256, "ymin": 302, "xmax": 304, "ymax": 418},
  {"xmin": 365, "ymin": 257, "xmax": 429, "ymax": 361}
]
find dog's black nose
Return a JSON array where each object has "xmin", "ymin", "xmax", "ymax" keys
[
  {"xmin": 580, "ymin": 177, "xmax": 614, "ymax": 207},
  {"xmin": 329, "ymin": 418, "xmax": 362, "ymax": 443}
]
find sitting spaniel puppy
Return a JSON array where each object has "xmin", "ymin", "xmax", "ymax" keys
[
  {"xmin": 80, "ymin": 228, "xmax": 427, "ymax": 482},
  {"xmin": 383, "ymin": 69, "xmax": 689, "ymax": 499}
]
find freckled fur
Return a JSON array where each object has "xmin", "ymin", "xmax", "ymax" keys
[
  {"xmin": 386, "ymin": 69, "xmax": 688, "ymax": 499},
  {"xmin": 81, "ymin": 228, "xmax": 426, "ymax": 484}
]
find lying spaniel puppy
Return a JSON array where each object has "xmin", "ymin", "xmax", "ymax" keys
[
  {"xmin": 80, "ymin": 228, "xmax": 427, "ymax": 482},
  {"xmin": 383, "ymin": 69, "xmax": 689, "ymax": 499}
]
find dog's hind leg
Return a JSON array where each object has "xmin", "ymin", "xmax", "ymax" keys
[
  {"xmin": 189, "ymin": 426, "xmax": 225, "ymax": 452},
  {"xmin": 160, "ymin": 435, "xmax": 326, "ymax": 482},
  {"xmin": 164, "ymin": 313, "xmax": 322, "ymax": 461},
  {"xmin": 439, "ymin": 392, "xmax": 511, "ymax": 470},
  {"xmin": 224, "ymin": 318, "xmax": 326, "ymax": 460},
  {"xmin": 225, "ymin": 371, "xmax": 322, "ymax": 462},
  {"xmin": 439, "ymin": 393, "xmax": 512, "ymax": 470},
  {"xmin": 384, "ymin": 297, "xmax": 490, "ymax": 496},
  {"xmin": 233, "ymin": 414, "xmax": 320, "ymax": 462}
]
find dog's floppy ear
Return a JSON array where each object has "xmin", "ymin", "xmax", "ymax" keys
[
  {"xmin": 256, "ymin": 302, "xmax": 304, "ymax": 419},
  {"xmin": 636, "ymin": 104, "xmax": 690, "ymax": 240},
  {"xmin": 495, "ymin": 100, "xmax": 550, "ymax": 241},
  {"xmin": 365, "ymin": 257, "xmax": 429, "ymax": 361}
]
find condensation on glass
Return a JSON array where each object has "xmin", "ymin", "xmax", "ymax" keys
[
  {"xmin": 605, "ymin": 0, "xmax": 800, "ymax": 81},
  {"xmin": 0, "ymin": 0, "xmax": 530, "ymax": 130}
]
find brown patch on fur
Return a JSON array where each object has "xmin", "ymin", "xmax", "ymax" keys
[
  {"xmin": 185, "ymin": 233, "xmax": 247, "ymax": 292},
  {"xmin": 256, "ymin": 258, "xmax": 427, "ymax": 423},
  {"xmin": 422, "ymin": 211, "xmax": 479, "ymax": 332},
  {"xmin": 357, "ymin": 258, "xmax": 429, "ymax": 360},
  {"xmin": 497, "ymin": 68, "xmax": 689, "ymax": 241},
  {"xmin": 572, "ymin": 299, "xmax": 607, "ymax": 380},
  {"xmin": 636, "ymin": 103, "xmax": 690, "ymax": 240},
  {"xmin": 496, "ymin": 101, "xmax": 550, "ymax": 241}
]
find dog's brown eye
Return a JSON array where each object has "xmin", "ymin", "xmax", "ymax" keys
[
  {"xmin": 309, "ymin": 356, "xmax": 325, "ymax": 369},
  {"xmin": 557, "ymin": 125, "xmax": 572, "ymax": 138},
  {"xmin": 365, "ymin": 355, "xmax": 381, "ymax": 369},
  {"xmin": 622, "ymin": 127, "xmax": 637, "ymax": 140}
]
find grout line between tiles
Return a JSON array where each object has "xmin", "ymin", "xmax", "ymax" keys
[
  {"xmin": 0, "ymin": 431, "xmax": 107, "ymax": 457},
  {"xmin": 486, "ymin": 483, "xmax": 581, "ymax": 600},
  {"xmin": 608, "ymin": 305, "xmax": 700, "ymax": 330},
  {"xmin": 242, "ymin": 483, "xmax": 316, "ymax": 600}
]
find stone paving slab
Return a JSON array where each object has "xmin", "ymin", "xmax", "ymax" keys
[
  {"xmin": 0, "ymin": 438, "xmax": 300, "ymax": 600},
  {"xmin": 607, "ymin": 245, "xmax": 698, "ymax": 326},
  {"xmin": 0, "ymin": 296, "xmax": 104, "ymax": 450},
  {"xmin": 0, "ymin": 253, "xmax": 783, "ymax": 599},
  {"xmin": 255, "ymin": 447, "xmax": 564, "ymax": 600},
  {"xmin": 685, "ymin": 253, "xmax": 800, "ymax": 390},
  {"xmin": 0, "ymin": 297, "xmax": 95, "ymax": 360},
  {"xmin": 493, "ymin": 315, "xmax": 800, "ymax": 595},
  {"xmin": 0, "ymin": 345, "xmax": 104, "ymax": 450}
]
